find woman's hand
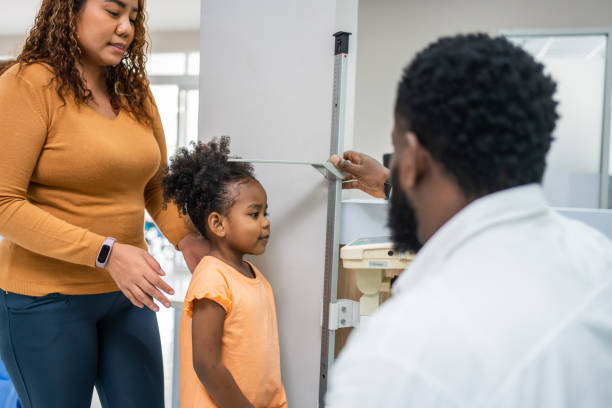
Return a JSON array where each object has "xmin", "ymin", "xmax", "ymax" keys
[
  {"xmin": 178, "ymin": 232, "xmax": 211, "ymax": 273},
  {"xmin": 330, "ymin": 151, "xmax": 390, "ymax": 198},
  {"xmin": 104, "ymin": 243, "xmax": 174, "ymax": 312}
]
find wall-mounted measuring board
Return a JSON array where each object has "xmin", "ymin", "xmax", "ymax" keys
[
  {"xmin": 228, "ymin": 159, "xmax": 346, "ymax": 181},
  {"xmin": 232, "ymin": 31, "xmax": 352, "ymax": 405},
  {"xmin": 318, "ymin": 31, "xmax": 351, "ymax": 405},
  {"xmin": 197, "ymin": 3, "xmax": 353, "ymax": 403}
]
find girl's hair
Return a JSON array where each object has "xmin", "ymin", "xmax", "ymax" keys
[
  {"xmin": 0, "ymin": 0, "xmax": 153, "ymax": 125},
  {"xmin": 162, "ymin": 136, "xmax": 255, "ymax": 238}
]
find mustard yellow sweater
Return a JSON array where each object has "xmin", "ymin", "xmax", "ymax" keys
[{"xmin": 0, "ymin": 63, "xmax": 190, "ymax": 296}]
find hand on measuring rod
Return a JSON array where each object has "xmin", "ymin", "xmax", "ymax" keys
[
  {"xmin": 330, "ymin": 151, "xmax": 390, "ymax": 199},
  {"xmin": 104, "ymin": 243, "xmax": 174, "ymax": 312}
]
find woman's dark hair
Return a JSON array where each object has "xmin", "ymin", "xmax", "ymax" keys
[
  {"xmin": 0, "ymin": 0, "xmax": 153, "ymax": 125},
  {"xmin": 162, "ymin": 136, "xmax": 255, "ymax": 238},
  {"xmin": 395, "ymin": 33, "xmax": 559, "ymax": 198}
]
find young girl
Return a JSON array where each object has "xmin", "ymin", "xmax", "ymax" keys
[{"xmin": 163, "ymin": 137, "xmax": 287, "ymax": 408}]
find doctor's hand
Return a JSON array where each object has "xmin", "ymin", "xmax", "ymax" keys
[
  {"xmin": 104, "ymin": 243, "xmax": 174, "ymax": 312},
  {"xmin": 330, "ymin": 151, "xmax": 390, "ymax": 199},
  {"xmin": 178, "ymin": 232, "xmax": 211, "ymax": 274}
]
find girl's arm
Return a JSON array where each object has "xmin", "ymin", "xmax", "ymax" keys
[{"xmin": 192, "ymin": 298, "xmax": 254, "ymax": 408}]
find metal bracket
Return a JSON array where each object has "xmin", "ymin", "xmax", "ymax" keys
[
  {"xmin": 311, "ymin": 161, "xmax": 346, "ymax": 180},
  {"xmin": 227, "ymin": 159, "xmax": 345, "ymax": 181},
  {"xmin": 328, "ymin": 299, "xmax": 360, "ymax": 330}
]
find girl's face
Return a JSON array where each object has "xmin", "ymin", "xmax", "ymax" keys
[
  {"xmin": 223, "ymin": 179, "xmax": 271, "ymax": 255},
  {"xmin": 75, "ymin": 0, "xmax": 139, "ymax": 67}
]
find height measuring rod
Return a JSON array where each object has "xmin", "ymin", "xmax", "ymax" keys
[{"xmin": 318, "ymin": 31, "xmax": 351, "ymax": 405}]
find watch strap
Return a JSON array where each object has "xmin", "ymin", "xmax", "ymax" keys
[{"xmin": 96, "ymin": 237, "xmax": 116, "ymax": 268}]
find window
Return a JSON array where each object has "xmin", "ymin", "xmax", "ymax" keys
[
  {"xmin": 505, "ymin": 32, "xmax": 610, "ymax": 208},
  {"xmin": 148, "ymin": 52, "xmax": 200, "ymax": 156},
  {"xmin": 145, "ymin": 51, "xmax": 200, "ymax": 274}
]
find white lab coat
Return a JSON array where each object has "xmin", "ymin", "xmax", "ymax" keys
[{"xmin": 327, "ymin": 184, "xmax": 612, "ymax": 407}]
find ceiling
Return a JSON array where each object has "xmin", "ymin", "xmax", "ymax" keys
[{"xmin": 0, "ymin": 0, "xmax": 201, "ymax": 36}]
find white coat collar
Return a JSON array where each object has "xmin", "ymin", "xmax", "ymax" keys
[{"xmin": 393, "ymin": 183, "xmax": 551, "ymax": 294}]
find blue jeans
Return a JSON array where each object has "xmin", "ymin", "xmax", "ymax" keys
[{"xmin": 0, "ymin": 291, "xmax": 164, "ymax": 408}]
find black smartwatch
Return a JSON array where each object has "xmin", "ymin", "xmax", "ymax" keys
[
  {"xmin": 96, "ymin": 237, "xmax": 116, "ymax": 268},
  {"xmin": 382, "ymin": 153, "xmax": 392, "ymax": 200},
  {"xmin": 384, "ymin": 178, "xmax": 392, "ymax": 200}
]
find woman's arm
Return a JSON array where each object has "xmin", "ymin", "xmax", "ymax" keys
[
  {"xmin": 192, "ymin": 298, "xmax": 254, "ymax": 408},
  {"xmin": 0, "ymin": 68, "xmax": 106, "ymax": 266},
  {"xmin": 0, "ymin": 70, "xmax": 173, "ymax": 311},
  {"xmin": 178, "ymin": 233, "xmax": 211, "ymax": 273}
]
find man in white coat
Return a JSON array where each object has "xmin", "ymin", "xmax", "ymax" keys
[{"xmin": 327, "ymin": 33, "xmax": 612, "ymax": 407}]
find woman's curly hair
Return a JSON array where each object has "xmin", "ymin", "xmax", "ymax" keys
[
  {"xmin": 395, "ymin": 33, "xmax": 559, "ymax": 198},
  {"xmin": 0, "ymin": 0, "xmax": 153, "ymax": 125},
  {"xmin": 162, "ymin": 136, "xmax": 255, "ymax": 238}
]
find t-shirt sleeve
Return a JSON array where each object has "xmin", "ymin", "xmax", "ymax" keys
[
  {"xmin": 143, "ymin": 90, "xmax": 192, "ymax": 248},
  {"xmin": 184, "ymin": 265, "xmax": 233, "ymax": 317},
  {"xmin": 0, "ymin": 68, "xmax": 106, "ymax": 267}
]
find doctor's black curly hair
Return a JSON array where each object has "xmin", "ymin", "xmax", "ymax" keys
[
  {"xmin": 162, "ymin": 136, "xmax": 254, "ymax": 238},
  {"xmin": 395, "ymin": 33, "xmax": 559, "ymax": 199}
]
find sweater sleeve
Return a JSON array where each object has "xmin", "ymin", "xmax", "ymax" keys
[
  {"xmin": 0, "ymin": 69, "xmax": 106, "ymax": 267},
  {"xmin": 144, "ymin": 91, "xmax": 193, "ymax": 248}
]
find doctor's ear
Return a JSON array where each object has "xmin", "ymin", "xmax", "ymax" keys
[
  {"xmin": 397, "ymin": 132, "xmax": 431, "ymax": 191},
  {"xmin": 207, "ymin": 212, "xmax": 226, "ymax": 238}
]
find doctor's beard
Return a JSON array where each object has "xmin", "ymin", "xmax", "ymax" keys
[{"xmin": 387, "ymin": 165, "xmax": 423, "ymax": 254}]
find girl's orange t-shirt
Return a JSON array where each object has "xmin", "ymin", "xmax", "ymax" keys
[{"xmin": 179, "ymin": 256, "xmax": 288, "ymax": 407}]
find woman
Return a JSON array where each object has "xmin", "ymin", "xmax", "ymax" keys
[{"xmin": 0, "ymin": 0, "xmax": 208, "ymax": 406}]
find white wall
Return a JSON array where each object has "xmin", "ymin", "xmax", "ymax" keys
[
  {"xmin": 0, "ymin": 0, "xmax": 200, "ymax": 35},
  {"xmin": 545, "ymin": 58, "xmax": 604, "ymax": 174},
  {"xmin": 354, "ymin": 0, "xmax": 612, "ymax": 167},
  {"xmin": 540, "ymin": 55, "xmax": 605, "ymax": 208},
  {"xmin": 336, "ymin": 0, "xmax": 359, "ymax": 151},
  {"xmin": 0, "ymin": 35, "xmax": 25, "ymax": 57},
  {"xmin": 0, "ymin": 31, "xmax": 199, "ymax": 57},
  {"xmin": 149, "ymin": 31, "xmax": 200, "ymax": 53},
  {"xmin": 198, "ymin": 1, "xmax": 357, "ymax": 406}
]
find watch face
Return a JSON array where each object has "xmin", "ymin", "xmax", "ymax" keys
[{"xmin": 98, "ymin": 245, "xmax": 111, "ymax": 263}]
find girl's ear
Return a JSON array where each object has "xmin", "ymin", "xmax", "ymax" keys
[{"xmin": 207, "ymin": 212, "xmax": 226, "ymax": 238}]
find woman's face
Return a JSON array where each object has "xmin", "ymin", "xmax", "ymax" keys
[{"xmin": 75, "ymin": 0, "xmax": 139, "ymax": 67}]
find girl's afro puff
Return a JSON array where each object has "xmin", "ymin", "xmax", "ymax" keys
[{"xmin": 162, "ymin": 136, "xmax": 254, "ymax": 237}]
